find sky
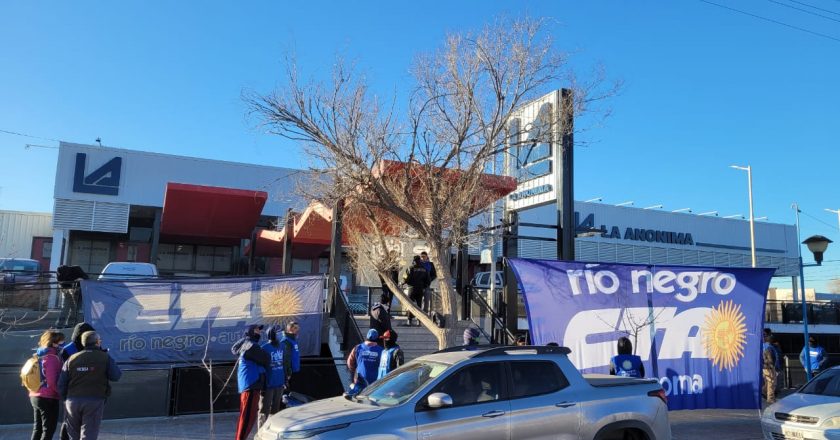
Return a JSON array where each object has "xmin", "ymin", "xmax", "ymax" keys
[{"xmin": 0, "ymin": 1, "xmax": 838, "ymax": 288}]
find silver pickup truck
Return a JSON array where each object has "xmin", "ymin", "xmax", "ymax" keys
[{"xmin": 258, "ymin": 345, "xmax": 671, "ymax": 440}]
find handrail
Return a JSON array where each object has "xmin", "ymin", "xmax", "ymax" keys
[
  {"xmin": 466, "ymin": 285, "xmax": 516, "ymax": 345},
  {"xmin": 331, "ymin": 275, "xmax": 363, "ymax": 352}
]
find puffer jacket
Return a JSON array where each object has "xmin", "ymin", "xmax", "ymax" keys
[{"xmin": 29, "ymin": 346, "xmax": 61, "ymax": 400}]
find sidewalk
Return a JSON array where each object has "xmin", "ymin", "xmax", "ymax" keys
[{"xmin": 0, "ymin": 408, "xmax": 764, "ymax": 440}]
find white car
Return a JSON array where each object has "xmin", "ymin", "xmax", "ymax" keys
[
  {"xmin": 98, "ymin": 262, "xmax": 159, "ymax": 280},
  {"xmin": 762, "ymin": 366, "xmax": 840, "ymax": 440}
]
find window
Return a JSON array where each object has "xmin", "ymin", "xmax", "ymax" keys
[
  {"xmin": 801, "ymin": 369, "xmax": 840, "ymax": 397},
  {"xmin": 430, "ymin": 363, "xmax": 504, "ymax": 407},
  {"xmin": 361, "ymin": 361, "xmax": 448, "ymax": 407},
  {"xmin": 41, "ymin": 241, "xmax": 53, "ymax": 259},
  {"xmin": 509, "ymin": 361, "xmax": 568, "ymax": 398}
]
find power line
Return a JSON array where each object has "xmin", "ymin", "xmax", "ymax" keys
[
  {"xmin": 768, "ymin": 0, "xmax": 840, "ymax": 23},
  {"xmin": 800, "ymin": 209, "xmax": 840, "ymax": 231},
  {"xmin": 0, "ymin": 128, "xmax": 60, "ymax": 143},
  {"xmin": 785, "ymin": 0, "xmax": 840, "ymax": 16},
  {"xmin": 700, "ymin": 0, "xmax": 840, "ymax": 43}
]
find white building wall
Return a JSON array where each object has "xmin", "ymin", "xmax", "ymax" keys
[{"xmin": 0, "ymin": 210, "xmax": 52, "ymax": 259}]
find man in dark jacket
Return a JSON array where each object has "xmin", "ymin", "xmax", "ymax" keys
[
  {"xmin": 369, "ymin": 294, "xmax": 391, "ymax": 344},
  {"xmin": 403, "ymin": 256, "xmax": 430, "ymax": 326},
  {"xmin": 280, "ymin": 321, "xmax": 301, "ymax": 390},
  {"xmin": 231, "ymin": 325, "xmax": 270, "ymax": 440},
  {"xmin": 58, "ymin": 331, "xmax": 121, "ymax": 440},
  {"xmin": 377, "ymin": 330, "xmax": 404, "ymax": 380},
  {"xmin": 419, "ymin": 251, "xmax": 437, "ymax": 314},
  {"xmin": 55, "ymin": 265, "xmax": 88, "ymax": 328}
]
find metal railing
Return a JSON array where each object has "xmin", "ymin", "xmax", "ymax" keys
[
  {"xmin": 466, "ymin": 285, "xmax": 516, "ymax": 345},
  {"xmin": 330, "ymin": 276, "xmax": 363, "ymax": 352},
  {"xmin": 766, "ymin": 300, "xmax": 840, "ymax": 325}
]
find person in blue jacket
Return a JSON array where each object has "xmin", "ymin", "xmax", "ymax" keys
[
  {"xmin": 800, "ymin": 336, "xmax": 827, "ymax": 376},
  {"xmin": 258, "ymin": 325, "xmax": 285, "ymax": 429},
  {"xmin": 377, "ymin": 330, "xmax": 405, "ymax": 380},
  {"xmin": 347, "ymin": 329, "xmax": 384, "ymax": 392},
  {"xmin": 231, "ymin": 324, "xmax": 270, "ymax": 440},
  {"xmin": 280, "ymin": 321, "xmax": 301, "ymax": 391},
  {"xmin": 610, "ymin": 337, "xmax": 645, "ymax": 378}
]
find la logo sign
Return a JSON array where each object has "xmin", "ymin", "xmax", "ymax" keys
[{"xmin": 73, "ymin": 153, "xmax": 122, "ymax": 195}]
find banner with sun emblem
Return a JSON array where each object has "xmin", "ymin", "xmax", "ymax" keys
[
  {"xmin": 81, "ymin": 275, "xmax": 325, "ymax": 368},
  {"xmin": 509, "ymin": 258, "xmax": 774, "ymax": 410}
]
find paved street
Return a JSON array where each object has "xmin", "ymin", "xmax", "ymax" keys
[{"xmin": 0, "ymin": 409, "xmax": 764, "ymax": 440}]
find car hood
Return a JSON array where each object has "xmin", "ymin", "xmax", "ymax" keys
[
  {"xmin": 265, "ymin": 396, "xmax": 388, "ymax": 432},
  {"xmin": 767, "ymin": 393, "xmax": 840, "ymax": 422}
]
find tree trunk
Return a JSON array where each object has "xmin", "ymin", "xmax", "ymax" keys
[{"xmin": 427, "ymin": 244, "xmax": 460, "ymax": 349}]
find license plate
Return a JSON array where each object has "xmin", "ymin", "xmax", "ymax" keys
[{"xmin": 782, "ymin": 429, "xmax": 804, "ymax": 439}]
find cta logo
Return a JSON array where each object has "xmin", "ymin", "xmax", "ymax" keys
[{"xmin": 73, "ymin": 153, "xmax": 122, "ymax": 195}]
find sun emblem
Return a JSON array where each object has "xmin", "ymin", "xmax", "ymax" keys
[
  {"xmin": 260, "ymin": 284, "xmax": 304, "ymax": 316},
  {"xmin": 702, "ymin": 300, "xmax": 748, "ymax": 371}
]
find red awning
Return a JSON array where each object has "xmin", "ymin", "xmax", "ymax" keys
[{"xmin": 160, "ymin": 183, "xmax": 268, "ymax": 240}]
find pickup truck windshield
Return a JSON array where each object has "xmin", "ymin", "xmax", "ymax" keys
[{"xmin": 360, "ymin": 361, "xmax": 448, "ymax": 407}]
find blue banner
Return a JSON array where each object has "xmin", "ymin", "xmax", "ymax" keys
[
  {"xmin": 508, "ymin": 258, "xmax": 775, "ymax": 410},
  {"xmin": 81, "ymin": 275, "xmax": 325, "ymax": 368}
]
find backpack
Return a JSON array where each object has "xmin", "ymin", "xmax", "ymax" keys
[{"xmin": 20, "ymin": 354, "xmax": 42, "ymax": 392}]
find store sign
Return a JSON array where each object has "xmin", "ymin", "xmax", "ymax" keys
[
  {"xmin": 73, "ymin": 153, "xmax": 122, "ymax": 195},
  {"xmin": 577, "ymin": 213, "xmax": 695, "ymax": 246},
  {"xmin": 510, "ymin": 184, "xmax": 553, "ymax": 201}
]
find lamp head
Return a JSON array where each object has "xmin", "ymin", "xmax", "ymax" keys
[{"xmin": 802, "ymin": 235, "xmax": 832, "ymax": 264}]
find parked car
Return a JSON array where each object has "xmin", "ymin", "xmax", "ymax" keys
[
  {"xmin": 761, "ymin": 366, "xmax": 840, "ymax": 439},
  {"xmin": 258, "ymin": 345, "xmax": 670, "ymax": 440},
  {"xmin": 471, "ymin": 271, "xmax": 504, "ymax": 290},
  {"xmin": 98, "ymin": 262, "xmax": 159, "ymax": 280},
  {"xmin": 0, "ymin": 258, "xmax": 43, "ymax": 289}
]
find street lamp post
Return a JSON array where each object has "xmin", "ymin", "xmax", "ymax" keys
[
  {"xmin": 731, "ymin": 165, "xmax": 756, "ymax": 267},
  {"xmin": 793, "ymin": 202, "xmax": 833, "ymax": 381},
  {"xmin": 827, "ymin": 208, "xmax": 840, "ymax": 231}
]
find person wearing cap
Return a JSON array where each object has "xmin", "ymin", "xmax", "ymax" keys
[
  {"xmin": 800, "ymin": 336, "xmax": 827, "ymax": 377},
  {"xmin": 258, "ymin": 325, "xmax": 285, "ymax": 429},
  {"xmin": 377, "ymin": 330, "xmax": 405, "ymax": 380},
  {"xmin": 231, "ymin": 324, "xmax": 271, "ymax": 440},
  {"xmin": 463, "ymin": 327, "xmax": 481, "ymax": 347},
  {"xmin": 347, "ymin": 329, "xmax": 384, "ymax": 391}
]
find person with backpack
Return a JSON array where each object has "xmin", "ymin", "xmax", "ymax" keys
[
  {"xmin": 231, "ymin": 324, "xmax": 271, "ymax": 440},
  {"xmin": 610, "ymin": 337, "xmax": 645, "ymax": 378},
  {"xmin": 258, "ymin": 325, "xmax": 285, "ymax": 429},
  {"xmin": 58, "ymin": 331, "xmax": 121, "ymax": 440},
  {"xmin": 346, "ymin": 329, "xmax": 384, "ymax": 393},
  {"xmin": 23, "ymin": 330, "xmax": 65, "ymax": 440},
  {"xmin": 377, "ymin": 330, "xmax": 404, "ymax": 380}
]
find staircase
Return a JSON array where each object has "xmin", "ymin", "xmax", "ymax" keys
[{"xmin": 389, "ymin": 316, "xmax": 441, "ymax": 362}]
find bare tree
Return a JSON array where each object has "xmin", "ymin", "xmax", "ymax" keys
[{"xmin": 247, "ymin": 17, "xmax": 616, "ymax": 349}]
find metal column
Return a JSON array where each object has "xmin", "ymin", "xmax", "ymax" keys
[
  {"xmin": 282, "ymin": 208, "xmax": 294, "ymax": 274},
  {"xmin": 503, "ymin": 211, "xmax": 519, "ymax": 340},
  {"xmin": 555, "ymin": 88, "xmax": 575, "ymax": 261},
  {"xmin": 326, "ymin": 202, "xmax": 344, "ymax": 314}
]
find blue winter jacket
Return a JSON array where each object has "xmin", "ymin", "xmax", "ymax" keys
[
  {"xmin": 231, "ymin": 325, "xmax": 271, "ymax": 394},
  {"xmin": 261, "ymin": 326, "xmax": 286, "ymax": 389},
  {"xmin": 280, "ymin": 333, "xmax": 301, "ymax": 376}
]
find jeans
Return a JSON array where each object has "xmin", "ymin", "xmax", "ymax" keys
[{"xmin": 30, "ymin": 397, "xmax": 59, "ymax": 440}]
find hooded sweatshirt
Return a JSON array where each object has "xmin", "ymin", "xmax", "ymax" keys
[
  {"xmin": 463, "ymin": 327, "xmax": 481, "ymax": 346},
  {"xmin": 260, "ymin": 325, "xmax": 286, "ymax": 389},
  {"xmin": 231, "ymin": 325, "xmax": 271, "ymax": 394},
  {"xmin": 61, "ymin": 322, "xmax": 95, "ymax": 362},
  {"xmin": 30, "ymin": 346, "xmax": 61, "ymax": 400}
]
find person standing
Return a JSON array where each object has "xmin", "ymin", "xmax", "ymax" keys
[
  {"xmin": 610, "ymin": 337, "xmax": 645, "ymax": 378},
  {"xmin": 463, "ymin": 327, "xmax": 481, "ymax": 347},
  {"xmin": 369, "ymin": 295, "xmax": 391, "ymax": 344},
  {"xmin": 419, "ymin": 252, "xmax": 437, "ymax": 314},
  {"xmin": 58, "ymin": 331, "xmax": 121, "ymax": 440},
  {"xmin": 763, "ymin": 334, "xmax": 781, "ymax": 403},
  {"xmin": 346, "ymin": 329, "xmax": 384, "ymax": 392},
  {"xmin": 800, "ymin": 336, "xmax": 827, "ymax": 377},
  {"xmin": 377, "ymin": 330, "xmax": 404, "ymax": 380},
  {"xmin": 280, "ymin": 321, "xmax": 301, "ymax": 392},
  {"xmin": 59, "ymin": 323, "xmax": 95, "ymax": 363},
  {"xmin": 403, "ymin": 256, "xmax": 430, "ymax": 327},
  {"xmin": 29, "ymin": 330, "xmax": 65, "ymax": 440},
  {"xmin": 231, "ymin": 325, "xmax": 270, "ymax": 440},
  {"xmin": 258, "ymin": 325, "xmax": 285, "ymax": 429}
]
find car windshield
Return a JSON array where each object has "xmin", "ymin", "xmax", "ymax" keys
[
  {"xmin": 101, "ymin": 264, "xmax": 156, "ymax": 278},
  {"xmin": 0, "ymin": 260, "xmax": 40, "ymax": 273},
  {"xmin": 359, "ymin": 361, "xmax": 449, "ymax": 407},
  {"xmin": 800, "ymin": 369, "xmax": 840, "ymax": 397}
]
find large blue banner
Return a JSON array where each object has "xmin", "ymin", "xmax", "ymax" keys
[
  {"xmin": 81, "ymin": 275, "xmax": 325, "ymax": 368},
  {"xmin": 509, "ymin": 258, "xmax": 774, "ymax": 410}
]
